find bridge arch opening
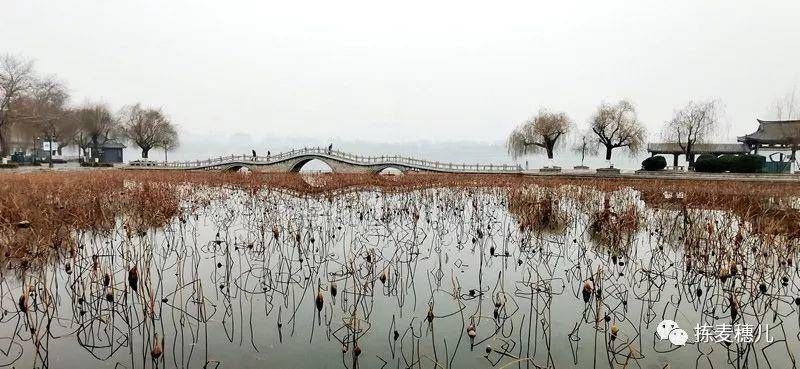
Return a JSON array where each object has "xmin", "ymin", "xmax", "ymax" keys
[{"xmin": 292, "ymin": 158, "xmax": 333, "ymax": 173}]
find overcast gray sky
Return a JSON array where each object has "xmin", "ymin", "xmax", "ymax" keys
[{"xmin": 3, "ymin": 0, "xmax": 799, "ymax": 146}]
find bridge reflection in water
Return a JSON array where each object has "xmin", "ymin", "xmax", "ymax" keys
[{"xmin": 128, "ymin": 147, "xmax": 522, "ymax": 174}]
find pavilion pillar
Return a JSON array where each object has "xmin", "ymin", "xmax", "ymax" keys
[{"xmin": 673, "ymin": 154, "xmax": 679, "ymax": 167}]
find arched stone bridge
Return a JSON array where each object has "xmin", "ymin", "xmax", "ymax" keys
[{"xmin": 128, "ymin": 147, "xmax": 522, "ymax": 174}]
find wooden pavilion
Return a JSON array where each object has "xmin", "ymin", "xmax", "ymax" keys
[{"xmin": 737, "ymin": 119, "xmax": 800, "ymax": 157}]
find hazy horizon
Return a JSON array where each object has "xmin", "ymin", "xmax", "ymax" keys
[{"xmin": 3, "ymin": 0, "xmax": 799, "ymax": 167}]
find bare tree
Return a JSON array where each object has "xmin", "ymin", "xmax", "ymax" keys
[
  {"xmin": 768, "ymin": 88, "xmax": 800, "ymax": 164},
  {"xmin": 156, "ymin": 123, "xmax": 179, "ymax": 162},
  {"xmin": 588, "ymin": 100, "xmax": 646, "ymax": 165},
  {"xmin": 771, "ymin": 87, "xmax": 798, "ymax": 120},
  {"xmin": 120, "ymin": 104, "xmax": 175, "ymax": 159},
  {"xmin": 662, "ymin": 99, "xmax": 720, "ymax": 167},
  {"xmin": 4, "ymin": 76, "xmax": 71, "ymax": 160},
  {"xmin": 30, "ymin": 77, "xmax": 71, "ymax": 163},
  {"xmin": 53, "ymin": 109, "xmax": 81, "ymax": 155},
  {"xmin": 0, "ymin": 55, "xmax": 36, "ymax": 157},
  {"xmin": 571, "ymin": 130, "xmax": 599, "ymax": 167},
  {"xmin": 74, "ymin": 103, "xmax": 120, "ymax": 161},
  {"xmin": 506, "ymin": 109, "xmax": 571, "ymax": 165},
  {"xmin": 71, "ymin": 124, "xmax": 93, "ymax": 159}
]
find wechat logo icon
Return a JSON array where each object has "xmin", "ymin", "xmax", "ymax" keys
[{"xmin": 657, "ymin": 320, "xmax": 688, "ymax": 346}]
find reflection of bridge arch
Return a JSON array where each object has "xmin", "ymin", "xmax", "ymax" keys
[
  {"xmin": 128, "ymin": 147, "xmax": 523, "ymax": 174},
  {"xmin": 372, "ymin": 164, "xmax": 412, "ymax": 175},
  {"xmin": 290, "ymin": 157, "xmax": 335, "ymax": 173},
  {"xmin": 222, "ymin": 163, "xmax": 254, "ymax": 172},
  {"xmin": 376, "ymin": 166, "xmax": 405, "ymax": 175}
]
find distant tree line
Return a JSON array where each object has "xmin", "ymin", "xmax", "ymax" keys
[
  {"xmin": 0, "ymin": 54, "xmax": 179, "ymax": 161},
  {"xmin": 507, "ymin": 99, "xmax": 647, "ymax": 166},
  {"xmin": 508, "ymin": 93, "xmax": 798, "ymax": 168}
]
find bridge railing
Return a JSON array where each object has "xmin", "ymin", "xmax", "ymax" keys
[{"xmin": 128, "ymin": 147, "xmax": 523, "ymax": 173}]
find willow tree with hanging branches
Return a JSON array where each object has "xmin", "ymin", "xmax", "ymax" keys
[
  {"xmin": 663, "ymin": 99, "xmax": 720, "ymax": 168},
  {"xmin": 588, "ymin": 100, "xmax": 646, "ymax": 164},
  {"xmin": 506, "ymin": 109, "xmax": 572, "ymax": 163},
  {"xmin": 74, "ymin": 103, "xmax": 121, "ymax": 161}
]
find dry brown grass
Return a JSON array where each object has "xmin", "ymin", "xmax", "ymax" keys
[
  {"xmin": 0, "ymin": 171, "xmax": 182, "ymax": 269},
  {"xmin": 0, "ymin": 170, "xmax": 797, "ymax": 271},
  {"xmin": 507, "ymin": 188, "xmax": 568, "ymax": 234},
  {"xmin": 588, "ymin": 196, "xmax": 641, "ymax": 252}
]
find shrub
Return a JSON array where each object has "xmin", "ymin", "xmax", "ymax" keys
[
  {"xmin": 0, "ymin": 163, "xmax": 19, "ymax": 169},
  {"xmin": 730, "ymin": 154, "xmax": 764, "ymax": 173},
  {"xmin": 694, "ymin": 154, "xmax": 724, "ymax": 172},
  {"xmin": 696, "ymin": 154, "xmax": 717, "ymax": 163},
  {"xmin": 694, "ymin": 154, "xmax": 765, "ymax": 173},
  {"xmin": 718, "ymin": 154, "xmax": 738, "ymax": 169},
  {"xmin": 641, "ymin": 156, "xmax": 667, "ymax": 171}
]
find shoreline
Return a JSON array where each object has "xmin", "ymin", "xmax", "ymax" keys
[{"xmin": 2, "ymin": 165, "xmax": 799, "ymax": 184}]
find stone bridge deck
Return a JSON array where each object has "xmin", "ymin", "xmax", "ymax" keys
[{"xmin": 127, "ymin": 147, "xmax": 522, "ymax": 174}]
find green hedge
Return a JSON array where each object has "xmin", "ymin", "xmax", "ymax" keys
[
  {"xmin": 718, "ymin": 154, "xmax": 738, "ymax": 168},
  {"xmin": 694, "ymin": 154, "xmax": 723, "ymax": 172},
  {"xmin": 731, "ymin": 154, "xmax": 765, "ymax": 173},
  {"xmin": 695, "ymin": 154, "xmax": 765, "ymax": 173},
  {"xmin": 641, "ymin": 156, "xmax": 667, "ymax": 171},
  {"xmin": 696, "ymin": 154, "xmax": 717, "ymax": 162}
]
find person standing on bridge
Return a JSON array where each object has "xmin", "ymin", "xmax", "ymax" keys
[
  {"xmin": 251, "ymin": 149, "xmax": 257, "ymax": 158},
  {"xmin": 328, "ymin": 143, "xmax": 333, "ymax": 153}
]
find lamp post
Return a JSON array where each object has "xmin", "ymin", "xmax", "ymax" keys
[
  {"xmin": 0, "ymin": 106, "xmax": 5, "ymax": 163},
  {"xmin": 47, "ymin": 135, "xmax": 53, "ymax": 168},
  {"xmin": 33, "ymin": 137, "xmax": 39, "ymax": 166}
]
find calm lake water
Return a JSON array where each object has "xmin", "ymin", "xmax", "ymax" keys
[{"xmin": 3, "ymin": 185, "xmax": 799, "ymax": 368}]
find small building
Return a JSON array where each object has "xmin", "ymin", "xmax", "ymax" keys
[
  {"xmin": 646, "ymin": 143, "xmax": 750, "ymax": 167},
  {"xmin": 101, "ymin": 141, "xmax": 126, "ymax": 163},
  {"xmin": 6, "ymin": 137, "xmax": 64, "ymax": 163},
  {"xmin": 34, "ymin": 141, "xmax": 61, "ymax": 161}
]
